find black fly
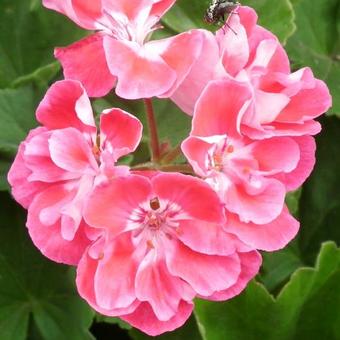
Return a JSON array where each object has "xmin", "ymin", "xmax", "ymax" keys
[{"xmin": 204, "ymin": 0, "xmax": 239, "ymax": 32}]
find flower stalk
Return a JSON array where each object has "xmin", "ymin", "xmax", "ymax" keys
[
  {"xmin": 161, "ymin": 144, "xmax": 183, "ymax": 164},
  {"xmin": 133, "ymin": 163, "xmax": 194, "ymax": 175},
  {"xmin": 144, "ymin": 98, "xmax": 161, "ymax": 163}
]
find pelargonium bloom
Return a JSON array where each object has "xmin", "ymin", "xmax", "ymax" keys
[
  {"xmin": 43, "ymin": 0, "xmax": 203, "ymax": 99},
  {"xmin": 78, "ymin": 172, "xmax": 261, "ymax": 335},
  {"xmin": 182, "ymin": 79, "xmax": 302, "ymax": 250},
  {"xmin": 8, "ymin": 80, "xmax": 142, "ymax": 264},
  {"xmin": 172, "ymin": 6, "xmax": 331, "ymax": 139}
]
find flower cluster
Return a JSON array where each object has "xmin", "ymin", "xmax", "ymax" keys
[{"xmin": 8, "ymin": 1, "xmax": 331, "ymax": 336}]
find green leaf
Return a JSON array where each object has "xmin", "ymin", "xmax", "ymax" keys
[
  {"xmin": 0, "ymin": 192, "xmax": 95, "ymax": 340},
  {"xmin": 129, "ymin": 315, "xmax": 202, "ymax": 340},
  {"xmin": 163, "ymin": 0, "xmax": 295, "ymax": 43},
  {"xmin": 275, "ymin": 242, "xmax": 340, "ymax": 339},
  {"xmin": 285, "ymin": 189, "xmax": 302, "ymax": 217},
  {"xmin": 0, "ymin": 154, "xmax": 12, "ymax": 191},
  {"xmin": 162, "ymin": 0, "xmax": 213, "ymax": 33},
  {"xmin": 154, "ymin": 98, "xmax": 191, "ymax": 147},
  {"xmin": 195, "ymin": 281, "xmax": 278, "ymax": 340},
  {"xmin": 195, "ymin": 242, "xmax": 340, "ymax": 340},
  {"xmin": 298, "ymin": 117, "xmax": 340, "ymax": 264},
  {"xmin": 0, "ymin": 0, "xmax": 84, "ymax": 88},
  {"xmin": 286, "ymin": 0, "xmax": 340, "ymax": 115},
  {"xmin": 258, "ymin": 241, "xmax": 303, "ymax": 292},
  {"xmin": 0, "ymin": 86, "xmax": 37, "ymax": 154},
  {"xmin": 11, "ymin": 62, "xmax": 60, "ymax": 90}
]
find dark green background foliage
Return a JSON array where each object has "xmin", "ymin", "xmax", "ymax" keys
[{"xmin": 0, "ymin": 0, "xmax": 339, "ymax": 339}]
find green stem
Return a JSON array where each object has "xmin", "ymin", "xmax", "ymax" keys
[
  {"xmin": 158, "ymin": 164, "xmax": 194, "ymax": 174},
  {"xmin": 161, "ymin": 144, "xmax": 183, "ymax": 164},
  {"xmin": 132, "ymin": 163, "xmax": 195, "ymax": 175},
  {"xmin": 144, "ymin": 98, "xmax": 161, "ymax": 163}
]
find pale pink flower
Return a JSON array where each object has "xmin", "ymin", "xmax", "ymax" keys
[
  {"xmin": 186, "ymin": 79, "xmax": 318, "ymax": 191},
  {"xmin": 182, "ymin": 79, "xmax": 302, "ymax": 250},
  {"xmin": 8, "ymin": 80, "xmax": 142, "ymax": 264},
  {"xmin": 78, "ymin": 172, "xmax": 261, "ymax": 335},
  {"xmin": 172, "ymin": 7, "xmax": 331, "ymax": 138},
  {"xmin": 43, "ymin": 0, "xmax": 203, "ymax": 99}
]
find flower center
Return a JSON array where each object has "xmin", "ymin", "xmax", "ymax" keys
[
  {"xmin": 149, "ymin": 197, "xmax": 161, "ymax": 210},
  {"xmin": 129, "ymin": 198, "xmax": 185, "ymax": 250},
  {"xmin": 92, "ymin": 134, "xmax": 101, "ymax": 162},
  {"xmin": 209, "ymin": 138, "xmax": 235, "ymax": 172},
  {"xmin": 97, "ymin": 10, "xmax": 161, "ymax": 45}
]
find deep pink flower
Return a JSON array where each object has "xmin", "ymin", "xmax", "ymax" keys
[
  {"xmin": 43, "ymin": 0, "xmax": 203, "ymax": 99},
  {"xmin": 182, "ymin": 79, "xmax": 302, "ymax": 250},
  {"xmin": 78, "ymin": 173, "xmax": 261, "ymax": 335},
  {"xmin": 8, "ymin": 80, "xmax": 142, "ymax": 264},
  {"xmin": 171, "ymin": 7, "xmax": 331, "ymax": 138}
]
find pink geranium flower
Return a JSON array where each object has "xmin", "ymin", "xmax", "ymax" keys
[
  {"xmin": 182, "ymin": 79, "xmax": 301, "ymax": 250},
  {"xmin": 8, "ymin": 80, "xmax": 142, "ymax": 264},
  {"xmin": 172, "ymin": 7, "xmax": 331, "ymax": 138},
  {"xmin": 78, "ymin": 172, "xmax": 261, "ymax": 335},
  {"xmin": 43, "ymin": 0, "xmax": 203, "ymax": 99}
]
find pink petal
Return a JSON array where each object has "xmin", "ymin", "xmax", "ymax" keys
[
  {"xmin": 263, "ymin": 40, "xmax": 290, "ymax": 74},
  {"xmin": 224, "ymin": 206, "xmax": 299, "ymax": 251},
  {"xmin": 77, "ymin": 240, "xmax": 140, "ymax": 317},
  {"xmin": 59, "ymin": 175, "xmax": 96, "ymax": 241},
  {"xmin": 98, "ymin": 152, "xmax": 130, "ymax": 180},
  {"xmin": 84, "ymin": 175, "xmax": 151, "ymax": 235},
  {"xmin": 279, "ymin": 136, "xmax": 316, "ymax": 191},
  {"xmin": 166, "ymin": 240, "xmax": 241, "ymax": 296},
  {"xmin": 34, "ymin": 179, "xmax": 88, "ymax": 240},
  {"xmin": 272, "ymin": 121, "xmax": 322, "ymax": 136},
  {"xmin": 216, "ymin": 13, "xmax": 250, "ymax": 76},
  {"xmin": 135, "ymin": 252, "xmax": 195, "ymax": 321},
  {"xmin": 276, "ymin": 78, "xmax": 332, "ymax": 123},
  {"xmin": 207, "ymin": 250, "xmax": 262, "ymax": 300},
  {"xmin": 192, "ymin": 79, "xmax": 253, "ymax": 138},
  {"xmin": 248, "ymin": 39, "xmax": 285, "ymax": 72},
  {"xmin": 100, "ymin": 108, "xmax": 143, "ymax": 160},
  {"xmin": 150, "ymin": 0, "xmax": 176, "ymax": 18},
  {"xmin": 243, "ymin": 120, "xmax": 322, "ymax": 139},
  {"xmin": 237, "ymin": 6, "xmax": 258, "ymax": 37},
  {"xmin": 43, "ymin": 0, "xmax": 102, "ymax": 30},
  {"xmin": 237, "ymin": 7, "xmax": 290, "ymax": 75},
  {"xmin": 246, "ymin": 29, "xmax": 290, "ymax": 74},
  {"xmin": 103, "ymin": 38, "xmax": 176, "ymax": 99},
  {"xmin": 258, "ymin": 67, "xmax": 307, "ymax": 98},
  {"xmin": 225, "ymin": 177, "xmax": 286, "ymax": 224},
  {"xmin": 152, "ymin": 173, "xmax": 225, "ymax": 224},
  {"xmin": 55, "ymin": 34, "xmax": 117, "ymax": 98},
  {"xmin": 48, "ymin": 128, "xmax": 98, "ymax": 174},
  {"xmin": 24, "ymin": 131, "xmax": 78, "ymax": 183},
  {"xmin": 253, "ymin": 89, "xmax": 290, "ymax": 124},
  {"xmin": 250, "ymin": 137, "xmax": 300, "ymax": 174},
  {"xmin": 102, "ymin": 0, "xmax": 153, "ymax": 22},
  {"xmin": 177, "ymin": 219, "xmax": 243, "ymax": 256},
  {"xmin": 121, "ymin": 301, "xmax": 193, "ymax": 336},
  {"xmin": 94, "ymin": 234, "xmax": 138, "ymax": 310},
  {"xmin": 171, "ymin": 30, "xmax": 222, "ymax": 115},
  {"xmin": 181, "ymin": 136, "xmax": 213, "ymax": 177},
  {"xmin": 36, "ymin": 80, "xmax": 96, "ymax": 134},
  {"xmin": 26, "ymin": 184, "xmax": 92, "ymax": 265},
  {"xmin": 155, "ymin": 30, "xmax": 203, "ymax": 97},
  {"xmin": 7, "ymin": 128, "xmax": 50, "ymax": 208}
]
